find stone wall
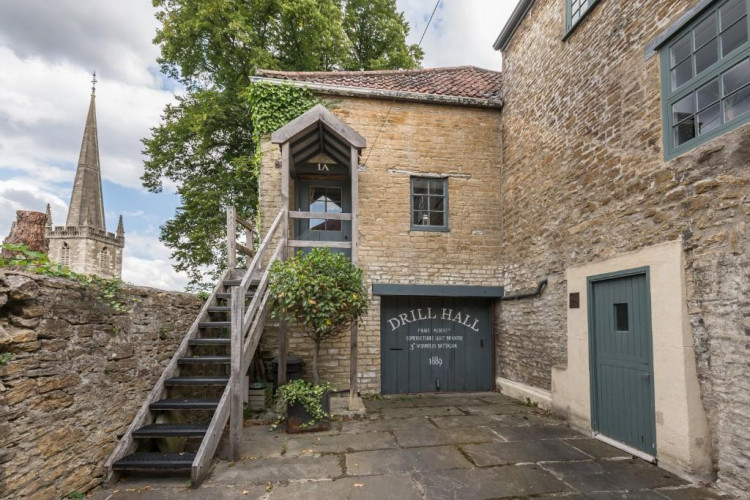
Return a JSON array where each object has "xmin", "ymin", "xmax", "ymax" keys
[
  {"xmin": 499, "ymin": 0, "xmax": 749, "ymax": 494},
  {"xmin": 259, "ymin": 97, "xmax": 503, "ymax": 392},
  {"xmin": 0, "ymin": 271, "xmax": 202, "ymax": 499}
]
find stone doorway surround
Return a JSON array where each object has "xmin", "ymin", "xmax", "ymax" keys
[{"xmin": 552, "ymin": 240, "xmax": 713, "ymax": 483}]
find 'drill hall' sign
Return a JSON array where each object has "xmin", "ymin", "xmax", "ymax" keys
[{"xmin": 386, "ymin": 307, "xmax": 480, "ymax": 353}]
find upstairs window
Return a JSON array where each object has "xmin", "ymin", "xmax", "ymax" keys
[
  {"xmin": 411, "ymin": 177, "xmax": 448, "ymax": 232},
  {"xmin": 662, "ymin": 0, "xmax": 750, "ymax": 158},
  {"xmin": 566, "ymin": 0, "xmax": 600, "ymax": 33},
  {"xmin": 60, "ymin": 242, "xmax": 70, "ymax": 267},
  {"xmin": 99, "ymin": 247, "xmax": 109, "ymax": 270}
]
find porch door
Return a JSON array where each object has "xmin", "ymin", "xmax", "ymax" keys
[
  {"xmin": 589, "ymin": 269, "xmax": 656, "ymax": 456},
  {"xmin": 296, "ymin": 179, "xmax": 351, "ymax": 257}
]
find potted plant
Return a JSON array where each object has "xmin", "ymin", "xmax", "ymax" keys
[{"xmin": 269, "ymin": 248, "xmax": 368, "ymax": 432}]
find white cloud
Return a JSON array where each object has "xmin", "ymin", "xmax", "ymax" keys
[
  {"xmin": 0, "ymin": 177, "xmax": 69, "ymax": 238},
  {"xmin": 399, "ymin": 0, "xmax": 514, "ymax": 70},
  {"xmin": 121, "ymin": 230, "xmax": 189, "ymax": 291}
]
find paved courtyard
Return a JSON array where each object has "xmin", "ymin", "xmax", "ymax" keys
[{"xmin": 95, "ymin": 393, "xmax": 725, "ymax": 499}]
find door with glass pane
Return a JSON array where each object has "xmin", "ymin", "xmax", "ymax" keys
[{"xmin": 296, "ymin": 179, "xmax": 351, "ymax": 257}]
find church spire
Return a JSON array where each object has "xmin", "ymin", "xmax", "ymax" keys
[
  {"xmin": 116, "ymin": 214, "xmax": 124, "ymax": 236},
  {"xmin": 66, "ymin": 73, "xmax": 106, "ymax": 230}
]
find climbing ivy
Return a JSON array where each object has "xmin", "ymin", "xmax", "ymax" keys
[{"xmin": 246, "ymin": 81, "xmax": 321, "ymax": 178}]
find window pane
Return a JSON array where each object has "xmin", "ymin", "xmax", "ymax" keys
[
  {"xmin": 721, "ymin": 16, "xmax": 748, "ymax": 56},
  {"xmin": 310, "ymin": 219, "xmax": 326, "ymax": 231},
  {"xmin": 413, "ymin": 195, "xmax": 427, "ymax": 211},
  {"xmin": 674, "ymin": 117, "xmax": 696, "ymax": 145},
  {"xmin": 694, "ymin": 14, "xmax": 717, "ymax": 48},
  {"xmin": 697, "ymin": 78, "xmax": 721, "ymax": 109},
  {"xmin": 724, "ymin": 84, "xmax": 750, "ymax": 120},
  {"xmin": 698, "ymin": 103, "xmax": 722, "ymax": 133},
  {"xmin": 722, "ymin": 58, "xmax": 750, "ymax": 94},
  {"xmin": 720, "ymin": 0, "xmax": 746, "ymax": 30},
  {"xmin": 327, "ymin": 219, "xmax": 341, "ymax": 231},
  {"xmin": 327, "ymin": 199, "xmax": 342, "ymax": 214},
  {"xmin": 673, "ymin": 93, "xmax": 695, "ymax": 122},
  {"xmin": 429, "ymin": 212, "xmax": 445, "ymax": 227},
  {"xmin": 412, "ymin": 178, "xmax": 428, "ymax": 194},
  {"xmin": 310, "ymin": 197, "xmax": 326, "ymax": 213},
  {"xmin": 695, "ymin": 38, "xmax": 719, "ymax": 74},
  {"xmin": 672, "ymin": 58, "xmax": 693, "ymax": 89},
  {"xmin": 671, "ymin": 33, "xmax": 692, "ymax": 67},
  {"xmin": 327, "ymin": 188, "xmax": 342, "ymax": 204},
  {"xmin": 429, "ymin": 196, "xmax": 445, "ymax": 211},
  {"xmin": 614, "ymin": 303, "xmax": 629, "ymax": 331},
  {"xmin": 428, "ymin": 179, "xmax": 445, "ymax": 195},
  {"xmin": 413, "ymin": 211, "xmax": 429, "ymax": 226}
]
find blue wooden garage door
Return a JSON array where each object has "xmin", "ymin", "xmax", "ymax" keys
[
  {"xmin": 381, "ymin": 296, "xmax": 493, "ymax": 394},
  {"xmin": 589, "ymin": 269, "xmax": 656, "ymax": 456}
]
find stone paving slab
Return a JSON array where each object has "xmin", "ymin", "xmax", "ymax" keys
[
  {"xmin": 540, "ymin": 458, "xmax": 685, "ymax": 492},
  {"xmin": 429, "ymin": 414, "xmax": 501, "ymax": 428},
  {"xmin": 210, "ymin": 455, "xmax": 342, "ymax": 485},
  {"xmin": 267, "ymin": 474, "xmax": 423, "ymax": 500},
  {"xmin": 91, "ymin": 485, "xmax": 267, "ymax": 500},
  {"xmin": 562, "ymin": 438, "xmax": 632, "ymax": 459},
  {"xmin": 656, "ymin": 486, "xmax": 726, "ymax": 499},
  {"xmin": 346, "ymin": 445, "xmax": 472, "ymax": 475},
  {"xmin": 284, "ymin": 431, "xmax": 398, "ymax": 456},
  {"xmin": 394, "ymin": 425, "xmax": 503, "ymax": 447},
  {"xmin": 410, "ymin": 396, "xmax": 491, "ymax": 407},
  {"xmin": 413, "ymin": 464, "xmax": 570, "ymax": 499},
  {"xmin": 461, "ymin": 439, "xmax": 592, "ymax": 466},
  {"xmin": 379, "ymin": 405, "xmax": 465, "ymax": 419},
  {"xmin": 457, "ymin": 403, "xmax": 528, "ymax": 415},
  {"xmin": 492, "ymin": 424, "xmax": 583, "ymax": 441},
  {"xmin": 340, "ymin": 416, "xmax": 431, "ymax": 434}
]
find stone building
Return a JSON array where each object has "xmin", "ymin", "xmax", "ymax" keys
[
  {"xmin": 46, "ymin": 78, "xmax": 124, "ymax": 279},
  {"xmin": 252, "ymin": 0, "xmax": 749, "ymax": 491}
]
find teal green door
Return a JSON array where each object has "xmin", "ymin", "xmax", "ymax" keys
[
  {"xmin": 589, "ymin": 269, "xmax": 656, "ymax": 456},
  {"xmin": 295, "ymin": 179, "xmax": 351, "ymax": 258}
]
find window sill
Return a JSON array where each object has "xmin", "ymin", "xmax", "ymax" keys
[{"xmin": 410, "ymin": 226, "xmax": 450, "ymax": 233}]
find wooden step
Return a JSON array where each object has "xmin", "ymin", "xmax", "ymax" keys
[
  {"xmin": 216, "ymin": 292, "xmax": 255, "ymax": 300},
  {"xmin": 207, "ymin": 306, "xmax": 231, "ymax": 313},
  {"xmin": 189, "ymin": 338, "xmax": 230, "ymax": 346},
  {"xmin": 150, "ymin": 398, "xmax": 220, "ymax": 411},
  {"xmin": 133, "ymin": 424, "xmax": 209, "ymax": 438},
  {"xmin": 198, "ymin": 321, "xmax": 230, "ymax": 329},
  {"xmin": 164, "ymin": 376, "xmax": 229, "ymax": 386},
  {"xmin": 178, "ymin": 356, "xmax": 230, "ymax": 365},
  {"xmin": 112, "ymin": 452, "xmax": 194, "ymax": 471}
]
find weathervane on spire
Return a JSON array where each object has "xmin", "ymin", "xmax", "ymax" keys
[{"xmin": 91, "ymin": 71, "xmax": 97, "ymax": 95}]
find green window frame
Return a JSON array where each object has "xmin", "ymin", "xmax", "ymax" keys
[
  {"xmin": 661, "ymin": 0, "xmax": 750, "ymax": 159},
  {"xmin": 566, "ymin": 0, "xmax": 601, "ymax": 34},
  {"xmin": 410, "ymin": 177, "xmax": 449, "ymax": 232}
]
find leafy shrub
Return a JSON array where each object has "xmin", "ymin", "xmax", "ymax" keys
[{"xmin": 268, "ymin": 248, "xmax": 368, "ymax": 384}]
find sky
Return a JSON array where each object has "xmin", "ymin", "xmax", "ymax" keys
[{"xmin": 0, "ymin": 0, "xmax": 515, "ymax": 291}]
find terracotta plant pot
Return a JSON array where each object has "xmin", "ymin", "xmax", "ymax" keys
[{"xmin": 286, "ymin": 391, "xmax": 330, "ymax": 433}]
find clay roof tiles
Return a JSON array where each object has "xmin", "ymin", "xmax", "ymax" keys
[{"xmin": 254, "ymin": 65, "xmax": 503, "ymax": 101}]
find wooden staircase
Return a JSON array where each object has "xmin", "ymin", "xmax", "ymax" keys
[{"xmin": 103, "ymin": 208, "xmax": 286, "ymax": 487}]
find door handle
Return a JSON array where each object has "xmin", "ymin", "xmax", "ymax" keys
[{"xmin": 480, "ymin": 339, "xmax": 484, "ymax": 348}]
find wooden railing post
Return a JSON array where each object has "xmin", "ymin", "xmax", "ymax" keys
[
  {"xmin": 278, "ymin": 143, "xmax": 290, "ymax": 388},
  {"xmin": 229, "ymin": 285, "xmax": 243, "ymax": 461},
  {"xmin": 227, "ymin": 206, "xmax": 236, "ymax": 271}
]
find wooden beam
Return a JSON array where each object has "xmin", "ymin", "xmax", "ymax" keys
[
  {"xmin": 287, "ymin": 240, "xmax": 352, "ymax": 249},
  {"xmin": 236, "ymin": 242, "xmax": 254, "ymax": 257},
  {"xmin": 271, "ymin": 104, "xmax": 366, "ymax": 147},
  {"xmin": 192, "ymin": 384, "xmax": 230, "ymax": 486},
  {"xmin": 235, "ymin": 214, "xmax": 254, "ymax": 233},
  {"xmin": 227, "ymin": 206, "xmax": 236, "ymax": 270},
  {"xmin": 349, "ymin": 145, "xmax": 359, "ymax": 409},
  {"xmin": 279, "ymin": 142, "xmax": 290, "ymax": 387},
  {"xmin": 289, "ymin": 211, "xmax": 352, "ymax": 221},
  {"xmin": 229, "ymin": 286, "xmax": 243, "ymax": 461},
  {"xmin": 321, "ymin": 142, "xmax": 349, "ymax": 167}
]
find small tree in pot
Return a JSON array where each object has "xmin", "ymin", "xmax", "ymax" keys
[{"xmin": 269, "ymin": 248, "xmax": 368, "ymax": 430}]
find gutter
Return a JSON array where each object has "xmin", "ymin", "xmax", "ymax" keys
[
  {"xmin": 501, "ymin": 277, "xmax": 548, "ymax": 301},
  {"xmin": 493, "ymin": 0, "xmax": 537, "ymax": 52},
  {"xmin": 249, "ymin": 76, "xmax": 503, "ymax": 110}
]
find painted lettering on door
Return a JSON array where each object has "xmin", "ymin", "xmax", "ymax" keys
[{"xmin": 386, "ymin": 308, "xmax": 480, "ymax": 332}]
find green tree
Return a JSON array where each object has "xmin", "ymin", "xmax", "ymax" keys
[
  {"xmin": 343, "ymin": 0, "xmax": 423, "ymax": 70},
  {"xmin": 269, "ymin": 249, "xmax": 368, "ymax": 385},
  {"xmin": 144, "ymin": 0, "xmax": 422, "ymax": 290}
]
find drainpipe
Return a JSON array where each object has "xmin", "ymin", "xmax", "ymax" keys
[{"xmin": 501, "ymin": 277, "xmax": 548, "ymax": 301}]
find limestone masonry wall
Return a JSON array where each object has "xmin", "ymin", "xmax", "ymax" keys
[
  {"xmin": 499, "ymin": 0, "xmax": 749, "ymax": 495},
  {"xmin": 260, "ymin": 97, "xmax": 503, "ymax": 392},
  {"xmin": 0, "ymin": 271, "xmax": 202, "ymax": 499}
]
